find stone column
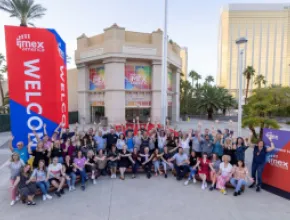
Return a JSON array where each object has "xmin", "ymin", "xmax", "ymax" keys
[
  {"xmin": 172, "ymin": 68, "xmax": 180, "ymax": 122},
  {"xmin": 103, "ymin": 57, "xmax": 126, "ymax": 124},
  {"xmin": 77, "ymin": 64, "xmax": 90, "ymax": 124},
  {"xmin": 151, "ymin": 60, "xmax": 162, "ymax": 122}
]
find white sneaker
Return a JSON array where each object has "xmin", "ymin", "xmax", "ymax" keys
[
  {"xmin": 46, "ymin": 194, "xmax": 52, "ymax": 200},
  {"xmin": 15, "ymin": 196, "xmax": 20, "ymax": 201},
  {"xmin": 93, "ymin": 179, "xmax": 97, "ymax": 185},
  {"xmin": 113, "ymin": 174, "xmax": 117, "ymax": 179},
  {"xmin": 10, "ymin": 200, "xmax": 15, "ymax": 206},
  {"xmin": 184, "ymin": 180, "xmax": 189, "ymax": 186},
  {"xmin": 204, "ymin": 182, "xmax": 208, "ymax": 188},
  {"xmin": 193, "ymin": 178, "xmax": 197, "ymax": 184},
  {"xmin": 201, "ymin": 183, "xmax": 205, "ymax": 190},
  {"xmin": 71, "ymin": 186, "xmax": 76, "ymax": 191},
  {"xmin": 69, "ymin": 186, "xmax": 72, "ymax": 192},
  {"xmin": 111, "ymin": 174, "xmax": 114, "ymax": 179},
  {"xmin": 42, "ymin": 195, "xmax": 47, "ymax": 201}
]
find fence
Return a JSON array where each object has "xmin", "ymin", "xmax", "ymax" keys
[
  {"xmin": 0, "ymin": 114, "xmax": 10, "ymax": 132},
  {"xmin": 0, "ymin": 111, "xmax": 79, "ymax": 132}
]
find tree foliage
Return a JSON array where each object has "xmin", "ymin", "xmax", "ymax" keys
[
  {"xmin": 0, "ymin": 0, "xmax": 46, "ymax": 26},
  {"xmin": 242, "ymin": 86, "xmax": 290, "ymax": 139},
  {"xmin": 180, "ymin": 74, "xmax": 236, "ymax": 120},
  {"xmin": 243, "ymin": 66, "xmax": 255, "ymax": 102}
]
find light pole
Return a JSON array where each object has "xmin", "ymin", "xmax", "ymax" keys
[
  {"xmin": 161, "ymin": 0, "xmax": 168, "ymax": 126},
  {"xmin": 235, "ymin": 37, "xmax": 248, "ymax": 137}
]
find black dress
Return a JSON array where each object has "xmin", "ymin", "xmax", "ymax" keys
[{"xmin": 119, "ymin": 151, "xmax": 131, "ymax": 168}]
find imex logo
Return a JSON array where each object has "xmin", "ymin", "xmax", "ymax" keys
[
  {"xmin": 265, "ymin": 132, "xmax": 279, "ymax": 141},
  {"xmin": 268, "ymin": 156, "xmax": 288, "ymax": 170},
  {"xmin": 16, "ymin": 34, "xmax": 45, "ymax": 52}
]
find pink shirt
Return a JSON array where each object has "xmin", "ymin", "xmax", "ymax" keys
[
  {"xmin": 44, "ymin": 141, "xmax": 52, "ymax": 150},
  {"xmin": 74, "ymin": 157, "xmax": 86, "ymax": 169}
]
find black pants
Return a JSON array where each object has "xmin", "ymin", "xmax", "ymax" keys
[
  {"xmin": 143, "ymin": 162, "xmax": 152, "ymax": 174},
  {"xmin": 174, "ymin": 164, "xmax": 190, "ymax": 179}
]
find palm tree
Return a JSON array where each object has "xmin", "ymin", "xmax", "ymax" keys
[
  {"xmin": 197, "ymin": 86, "xmax": 221, "ymax": 120},
  {"xmin": 194, "ymin": 73, "xmax": 202, "ymax": 88},
  {"xmin": 0, "ymin": 0, "xmax": 46, "ymax": 26},
  {"xmin": 205, "ymin": 75, "xmax": 214, "ymax": 85},
  {"xmin": 243, "ymin": 66, "xmax": 255, "ymax": 103},
  {"xmin": 254, "ymin": 74, "xmax": 267, "ymax": 89},
  {"xmin": 189, "ymin": 70, "xmax": 198, "ymax": 87}
]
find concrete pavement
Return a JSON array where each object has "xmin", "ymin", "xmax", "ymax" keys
[{"xmin": 0, "ymin": 167, "xmax": 289, "ymax": 220}]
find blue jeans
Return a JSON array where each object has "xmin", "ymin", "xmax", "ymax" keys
[
  {"xmin": 58, "ymin": 157, "xmax": 64, "ymax": 164},
  {"xmin": 76, "ymin": 169, "xmax": 87, "ymax": 186},
  {"xmin": 188, "ymin": 167, "xmax": 197, "ymax": 180},
  {"xmin": 36, "ymin": 181, "xmax": 50, "ymax": 195},
  {"xmin": 251, "ymin": 162, "xmax": 264, "ymax": 187},
  {"xmin": 132, "ymin": 162, "xmax": 139, "ymax": 174},
  {"xmin": 67, "ymin": 172, "xmax": 76, "ymax": 187},
  {"xmin": 230, "ymin": 178, "xmax": 247, "ymax": 192},
  {"xmin": 153, "ymin": 160, "xmax": 160, "ymax": 172}
]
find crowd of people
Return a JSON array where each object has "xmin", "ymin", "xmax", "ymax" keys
[{"xmin": 7, "ymin": 117, "xmax": 276, "ymax": 206}]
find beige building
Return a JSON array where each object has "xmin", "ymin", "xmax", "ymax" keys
[
  {"xmin": 74, "ymin": 24, "xmax": 182, "ymax": 124},
  {"xmin": 180, "ymin": 47, "xmax": 188, "ymax": 80},
  {"xmin": 218, "ymin": 3, "xmax": 290, "ymax": 96}
]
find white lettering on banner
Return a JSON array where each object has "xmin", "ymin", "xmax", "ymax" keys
[
  {"xmin": 16, "ymin": 34, "xmax": 45, "ymax": 52},
  {"xmin": 265, "ymin": 132, "xmax": 279, "ymax": 141},
  {"xmin": 60, "ymin": 66, "xmax": 67, "ymax": 126},
  {"xmin": 26, "ymin": 103, "xmax": 42, "ymax": 114},
  {"xmin": 24, "ymin": 59, "xmax": 43, "ymax": 147},
  {"xmin": 269, "ymin": 158, "xmax": 289, "ymax": 170},
  {"xmin": 25, "ymin": 81, "xmax": 41, "ymax": 90},
  {"xmin": 28, "ymin": 132, "xmax": 44, "ymax": 145},
  {"xmin": 25, "ymin": 92, "xmax": 41, "ymax": 102},
  {"xmin": 24, "ymin": 59, "xmax": 40, "ymax": 78}
]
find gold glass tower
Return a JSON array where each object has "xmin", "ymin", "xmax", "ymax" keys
[
  {"xmin": 180, "ymin": 47, "xmax": 188, "ymax": 81},
  {"xmin": 217, "ymin": 3, "xmax": 290, "ymax": 96}
]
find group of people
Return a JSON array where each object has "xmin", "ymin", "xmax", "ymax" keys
[{"xmin": 8, "ymin": 117, "xmax": 276, "ymax": 206}]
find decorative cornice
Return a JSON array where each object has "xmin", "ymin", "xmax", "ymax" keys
[{"xmin": 102, "ymin": 57, "xmax": 126, "ymax": 64}]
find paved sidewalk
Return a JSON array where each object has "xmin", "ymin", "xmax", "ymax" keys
[{"xmin": 0, "ymin": 131, "xmax": 10, "ymax": 148}]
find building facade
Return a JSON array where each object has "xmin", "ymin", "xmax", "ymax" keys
[
  {"xmin": 218, "ymin": 3, "xmax": 290, "ymax": 96},
  {"xmin": 180, "ymin": 47, "xmax": 188, "ymax": 80},
  {"xmin": 75, "ymin": 24, "xmax": 182, "ymax": 124}
]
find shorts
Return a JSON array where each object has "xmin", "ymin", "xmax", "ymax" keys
[
  {"xmin": 108, "ymin": 161, "xmax": 118, "ymax": 168},
  {"xmin": 49, "ymin": 178, "xmax": 60, "ymax": 185},
  {"xmin": 19, "ymin": 183, "xmax": 37, "ymax": 197}
]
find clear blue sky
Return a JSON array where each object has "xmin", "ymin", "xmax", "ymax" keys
[{"xmin": 0, "ymin": 0, "xmax": 279, "ymax": 81}]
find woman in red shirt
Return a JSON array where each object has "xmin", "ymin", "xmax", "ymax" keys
[{"xmin": 198, "ymin": 153, "xmax": 214, "ymax": 190}]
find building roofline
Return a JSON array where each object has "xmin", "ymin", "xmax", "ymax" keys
[{"xmin": 222, "ymin": 3, "xmax": 290, "ymax": 11}]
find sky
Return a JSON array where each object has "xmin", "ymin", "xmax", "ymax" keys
[{"xmin": 0, "ymin": 0, "xmax": 281, "ymax": 82}]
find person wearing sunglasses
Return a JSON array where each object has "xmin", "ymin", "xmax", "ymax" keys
[{"xmin": 9, "ymin": 136, "xmax": 29, "ymax": 164}]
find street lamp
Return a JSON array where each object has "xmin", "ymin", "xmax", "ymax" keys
[
  {"xmin": 161, "ymin": 0, "xmax": 168, "ymax": 126},
  {"xmin": 236, "ymin": 37, "xmax": 248, "ymax": 137}
]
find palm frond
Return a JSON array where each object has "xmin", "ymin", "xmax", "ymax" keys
[{"xmin": 0, "ymin": 0, "xmax": 46, "ymax": 26}]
